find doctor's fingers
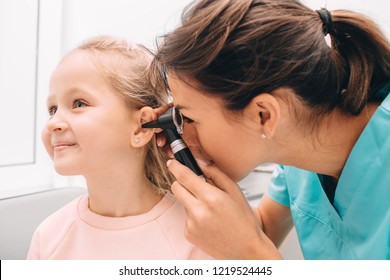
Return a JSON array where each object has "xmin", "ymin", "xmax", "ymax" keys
[
  {"xmin": 171, "ymin": 180, "xmax": 198, "ymax": 207},
  {"xmin": 156, "ymin": 131, "xmax": 169, "ymax": 149},
  {"xmin": 171, "ymin": 174, "xmax": 234, "ymax": 230},
  {"xmin": 154, "ymin": 103, "xmax": 173, "ymax": 116},
  {"xmin": 168, "ymin": 159, "xmax": 218, "ymax": 199}
]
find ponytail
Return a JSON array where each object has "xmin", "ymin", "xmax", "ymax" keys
[{"xmin": 331, "ymin": 10, "xmax": 390, "ymax": 114}]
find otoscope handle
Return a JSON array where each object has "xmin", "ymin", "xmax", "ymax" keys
[{"xmin": 165, "ymin": 129, "xmax": 203, "ymax": 176}]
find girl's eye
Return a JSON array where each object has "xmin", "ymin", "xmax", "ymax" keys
[
  {"xmin": 183, "ymin": 116, "xmax": 194, "ymax": 124},
  {"xmin": 48, "ymin": 106, "xmax": 57, "ymax": 117},
  {"xmin": 73, "ymin": 99, "xmax": 87, "ymax": 109}
]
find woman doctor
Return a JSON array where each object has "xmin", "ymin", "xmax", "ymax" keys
[{"xmin": 154, "ymin": 0, "xmax": 390, "ymax": 259}]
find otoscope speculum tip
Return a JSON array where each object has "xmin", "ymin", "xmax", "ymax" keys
[{"xmin": 141, "ymin": 120, "xmax": 159, "ymax": 128}]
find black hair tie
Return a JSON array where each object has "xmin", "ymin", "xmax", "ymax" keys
[{"xmin": 316, "ymin": 8, "xmax": 333, "ymax": 36}]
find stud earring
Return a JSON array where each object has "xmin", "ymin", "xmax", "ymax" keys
[
  {"xmin": 261, "ymin": 133, "xmax": 267, "ymax": 139},
  {"xmin": 134, "ymin": 136, "xmax": 141, "ymax": 144}
]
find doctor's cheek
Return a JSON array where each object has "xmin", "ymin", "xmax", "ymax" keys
[{"xmin": 182, "ymin": 126, "xmax": 206, "ymax": 159}]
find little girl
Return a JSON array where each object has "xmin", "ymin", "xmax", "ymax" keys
[{"xmin": 27, "ymin": 35, "xmax": 211, "ymax": 260}]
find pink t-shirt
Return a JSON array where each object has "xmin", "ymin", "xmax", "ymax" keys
[{"xmin": 27, "ymin": 193, "xmax": 212, "ymax": 260}]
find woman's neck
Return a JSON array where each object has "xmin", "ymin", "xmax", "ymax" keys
[
  {"xmin": 83, "ymin": 161, "xmax": 164, "ymax": 217},
  {"xmin": 274, "ymin": 103, "xmax": 379, "ymax": 179}
]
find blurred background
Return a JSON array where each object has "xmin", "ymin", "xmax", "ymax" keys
[{"xmin": 1, "ymin": 0, "xmax": 389, "ymax": 259}]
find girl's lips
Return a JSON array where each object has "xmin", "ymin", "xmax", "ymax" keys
[{"xmin": 53, "ymin": 143, "xmax": 76, "ymax": 150}]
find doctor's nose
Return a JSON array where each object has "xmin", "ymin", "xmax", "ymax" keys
[{"xmin": 182, "ymin": 122, "xmax": 199, "ymax": 147}]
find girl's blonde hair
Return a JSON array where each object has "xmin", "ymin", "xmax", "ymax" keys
[{"xmin": 71, "ymin": 35, "xmax": 173, "ymax": 193}]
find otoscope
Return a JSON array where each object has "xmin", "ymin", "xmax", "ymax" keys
[{"xmin": 141, "ymin": 107, "xmax": 203, "ymax": 176}]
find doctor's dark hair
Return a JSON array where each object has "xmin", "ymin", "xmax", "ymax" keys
[
  {"xmin": 68, "ymin": 35, "xmax": 174, "ymax": 193},
  {"xmin": 154, "ymin": 0, "xmax": 390, "ymax": 127}
]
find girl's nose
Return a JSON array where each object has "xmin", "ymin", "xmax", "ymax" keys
[{"xmin": 46, "ymin": 113, "xmax": 68, "ymax": 133}]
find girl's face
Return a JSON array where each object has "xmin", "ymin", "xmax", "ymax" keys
[
  {"xmin": 168, "ymin": 76, "xmax": 264, "ymax": 182},
  {"xmin": 42, "ymin": 52, "xmax": 136, "ymax": 175}
]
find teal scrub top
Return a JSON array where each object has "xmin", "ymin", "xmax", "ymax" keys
[{"xmin": 268, "ymin": 83, "xmax": 390, "ymax": 260}]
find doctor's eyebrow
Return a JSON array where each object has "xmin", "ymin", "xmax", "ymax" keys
[{"xmin": 174, "ymin": 104, "xmax": 191, "ymax": 111}]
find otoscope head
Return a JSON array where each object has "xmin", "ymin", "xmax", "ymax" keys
[
  {"xmin": 141, "ymin": 107, "xmax": 183, "ymax": 134},
  {"xmin": 141, "ymin": 107, "xmax": 204, "ymax": 177}
]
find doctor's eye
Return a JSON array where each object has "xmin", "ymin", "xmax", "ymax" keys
[
  {"xmin": 73, "ymin": 99, "xmax": 87, "ymax": 109},
  {"xmin": 182, "ymin": 116, "xmax": 194, "ymax": 124}
]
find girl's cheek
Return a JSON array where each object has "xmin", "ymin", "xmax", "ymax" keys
[{"xmin": 41, "ymin": 129, "xmax": 54, "ymax": 159}]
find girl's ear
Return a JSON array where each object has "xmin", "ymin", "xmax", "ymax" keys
[
  {"xmin": 247, "ymin": 93, "xmax": 281, "ymax": 139},
  {"xmin": 130, "ymin": 106, "xmax": 157, "ymax": 148}
]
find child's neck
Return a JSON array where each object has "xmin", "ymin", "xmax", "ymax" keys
[{"xmin": 84, "ymin": 167, "xmax": 164, "ymax": 217}]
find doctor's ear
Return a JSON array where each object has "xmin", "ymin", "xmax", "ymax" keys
[
  {"xmin": 248, "ymin": 93, "xmax": 281, "ymax": 139},
  {"xmin": 131, "ymin": 106, "xmax": 157, "ymax": 148}
]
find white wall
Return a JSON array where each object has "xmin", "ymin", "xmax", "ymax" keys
[
  {"xmin": 0, "ymin": 0, "xmax": 37, "ymax": 167},
  {"xmin": 61, "ymin": 0, "xmax": 191, "ymax": 54},
  {"xmin": 0, "ymin": 0, "xmax": 63, "ymax": 198}
]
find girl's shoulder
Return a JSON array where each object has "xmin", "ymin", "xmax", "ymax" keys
[
  {"xmin": 32, "ymin": 195, "xmax": 85, "ymax": 242},
  {"xmin": 39, "ymin": 195, "xmax": 84, "ymax": 227},
  {"xmin": 27, "ymin": 195, "xmax": 86, "ymax": 259}
]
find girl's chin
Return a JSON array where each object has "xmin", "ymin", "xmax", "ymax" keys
[{"xmin": 53, "ymin": 165, "xmax": 81, "ymax": 176}]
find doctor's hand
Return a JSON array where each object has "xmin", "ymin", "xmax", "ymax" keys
[{"xmin": 167, "ymin": 159, "xmax": 282, "ymax": 259}]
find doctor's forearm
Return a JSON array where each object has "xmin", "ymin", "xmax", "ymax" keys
[{"xmin": 255, "ymin": 195, "xmax": 293, "ymax": 247}]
